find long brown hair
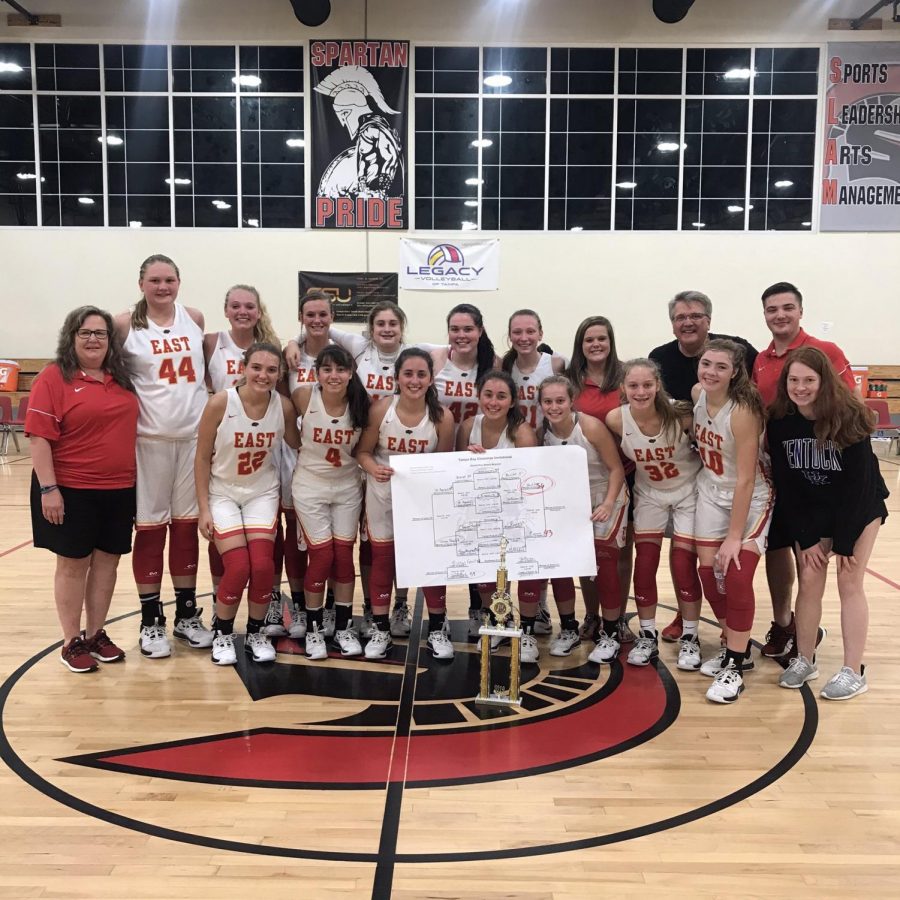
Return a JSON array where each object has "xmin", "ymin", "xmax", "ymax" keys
[
  {"xmin": 537, "ymin": 374, "xmax": 575, "ymax": 442},
  {"xmin": 565, "ymin": 315, "xmax": 623, "ymax": 395},
  {"xmin": 702, "ymin": 338, "xmax": 764, "ymax": 422},
  {"xmin": 476, "ymin": 368, "xmax": 525, "ymax": 442},
  {"xmin": 394, "ymin": 347, "xmax": 443, "ymax": 425},
  {"xmin": 621, "ymin": 358, "xmax": 682, "ymax": 445},
  {"xmin": 55, "ymin": 306, "xmax": 134, "ymax": 392},
  {"xmin": 315, "ymin": 345, "xmax": 371, "ymax": 430},
  {"xmin": 769, "ymin": 346, "xmax": 874, "ymax": 448},
  {"xmin": 132, "ymin": 253, "xmax": 180, "ymax": 330},
  {"xmin": 501, "ymin": 308, "xmax": 543, "ymax": 373},
  {"xmin": 225, "ymin": 284, "xmax": 279, "ymax": 346}
]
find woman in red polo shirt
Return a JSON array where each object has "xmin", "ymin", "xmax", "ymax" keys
[{"xmin": 26, "ymin": 306, "xmax": 139, "ymax": 674}]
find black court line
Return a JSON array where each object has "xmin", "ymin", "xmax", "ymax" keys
[{"xmin": 371, "ymin": 587, "xmax": 426, "ymax": 900}]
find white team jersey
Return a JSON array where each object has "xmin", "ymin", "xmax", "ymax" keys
[
  {"xmin": 511, "ymin": 352, "xmax": 555, "ymax": 429},
  {"xmin": 433, "ymin": 353, "xmax": 479, "ymax": 424},
  {"xmin": 210, "ymin": 388, "xmax": 282, "ymax": 500},
  {"xmin": 374, "ymin": 397, "xmax": 439, "ymax": 466},
  {"xmin": 693, "ymin": 391, "xmax": 768, "ymax": 499},
  {"xmin": 288, "ymin": 343, "xmax": 325, "ymax": 394},
  {"xmin": 543, "ymin": 414, "xmax": 610, "ymax": 503},
  {"xmin": 123, "ymin": 303, "xmax": 207, "ymax": 439},
  {"xmin": 470, "ymin": 413, "xmax": 514, "ymax": 450},
  {"xmin": 206, "ymin": 331, "xmax": 245, "ymax": 392},
  {"xmin": 296, "ymin": 385, "xmax": 361, "ymax": 480},
  {"xmin": 620, "ymin": 404, "xmax": 701, "ymax": 494}
]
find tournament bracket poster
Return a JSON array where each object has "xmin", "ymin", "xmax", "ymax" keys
[
  {"xmin": 821, "ymin": 42, "xmax": 900, "ymax": 231},
  {"xmin": 299, "ymin": 270, "xmax": 398, "ymax": 324},
  {"xmin": 309, "ymin": 40, "xmax": 409, "ymax": 229}
]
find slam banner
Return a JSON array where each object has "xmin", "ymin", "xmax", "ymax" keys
[
  {"xmin": 821, "ymin": 42, "xmax": 900, "ymax": 232},
  {"xmin": 399, "ymin": 238, "xmax": 500, "ymax": 291},
  {"xmin": 309, "ymin": 40, "xmax": 409, "ymax": 230},
  {"xmin": 299, "ymin": 271, "xmax": 398, "ymax": 324}
]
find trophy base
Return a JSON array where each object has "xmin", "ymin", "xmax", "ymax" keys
[
  {"xmin": 475, "ymin": 694, "xmax": 523, "ymax": 708},
  {"xmin": 477, "ymin": 625, "xmax": 523, "ymax": 640},
  {"xmin": 475, "ymin": 626, "xmax": 524, "ymax": 707}
]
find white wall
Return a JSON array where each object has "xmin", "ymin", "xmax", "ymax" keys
[{"xmin": 2, "ymin": 0, "xmax": 899, "ymax": 362}]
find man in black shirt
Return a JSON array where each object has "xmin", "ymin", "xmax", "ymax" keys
[{"xmin": 649, "ymin": 290, "xmax": 758, "ymax": 402}]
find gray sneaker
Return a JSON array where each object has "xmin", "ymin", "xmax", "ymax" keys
[
  {"xmin": 779, "ymin": 654, "xmax": 818, "ymax": 689},
  {"xmin": 820, "ymin": 665, "xmax": 868, "ymax": 701}
]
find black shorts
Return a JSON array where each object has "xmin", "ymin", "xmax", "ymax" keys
[
  {"xmin": 30, "ymin": 472, "xmax": 136, "ymax": 559},
  {"xmin": 765, "ymin": 499, "xmax": 791, "ymax": 552}
]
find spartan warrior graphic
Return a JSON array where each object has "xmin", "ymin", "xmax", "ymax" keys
[{"xmin": 314, "ymin": 64, "xmax": 405, "ymax": 200}]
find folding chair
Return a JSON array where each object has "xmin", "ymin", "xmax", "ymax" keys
[{"xmin": 866, "ymin": 398, "xmax": 900, "ymax": 455}]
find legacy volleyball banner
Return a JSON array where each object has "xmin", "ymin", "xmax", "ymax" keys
[
  {"xmin": 399, "ymin": 238, "xmax": 500, "ymax": 291},
  {"xmin": 821, "ymin": 42, "xmax": 900, "ymax": 232},
  {"xmin": 309, "ymin": 40, "xmax": 409, "ymax": 229}
]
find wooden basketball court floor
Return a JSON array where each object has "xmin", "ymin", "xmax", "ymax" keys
[{"xmin": 1, "ymin": 439, "xmax": 898, "ymax": 899}]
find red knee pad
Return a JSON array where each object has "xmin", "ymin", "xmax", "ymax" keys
[
  {"xmin": 594, "ymin": 540, "xmax": 621, "ymax": 615},
  {"xmin": 332, "ymin": 540, "xmax": 356, "ymax": 585},
  {"xmin": 423, "ymin": 585, "xmax": 446, "ymax": 612},
  {"xmin": 304, "ymin": 540, "xmax": 334, "ymax": 594},
  {"xmin": 368, "ymin": 541, "xmax": 395, "ymax": 608},
  {"xmin": 208, "ymin": 542, "xmax": 224, "ymax": 579},
  {"xmin": 723, "ymin": 550, "xmax": 760, "ymax": 633},
  {"xmin": 168, "ymin": 520, "xmax": 199, "ymax": 578},
  {"xmin": 517, "ymin": 580, "xmax": 543, "ymax": 605},
  {"xmin": 247, "ymin": 539, "xmax": 276, "ymax": 606},
  {"xmin": 218, "ymin": 546, "xmax": 250, "ymax": 605},
  {"xmin": 272, "ymin": 520, "xmax": 285, "ymax": 578},
  {"xmin": 698, "ymin": 565, "xmax": 727, "ymax": 623},
  {"xmin": 633, "ymin": 542, "xmax": 661, "ymax": 608},
  {"xmin": 133, "ymin": 525, "xmax": 167, "ymax": 584},
  {"xmin": 550, "ymin": 577, "xmax": 576, "ymax": 605},
  {"xmin": 359, "ymin": 537, "xmax": 372, "ymax": 567},
  {"xmin": 671, "ymin": 546, "xmax": 701, "ymax": 604},
  {"xmin": 283, "ymin": 514, "xmax": 307, "ymax": 581}
]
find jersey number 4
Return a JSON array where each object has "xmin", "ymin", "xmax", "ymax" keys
[
  {"xmin": 325, "ymin": 447, "xmax": 342, "ymax": 468},
  {"xmin": 158, "ymin": 357, "xmax": 197, "ymax": 384},
  {"xmin": 237, "ymin": 450, "xmax": 266, "ymax": 475},
  {"xmin": 645, "ymin": 462, "xmax": 680, "ymax": 481}
]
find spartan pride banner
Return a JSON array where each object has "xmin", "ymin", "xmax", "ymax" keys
[
  {"xmin": 821, "ymin": 42, "xmax": 900, "ymax": 232},
  {"xmin": 309, "ymin": 40, "xmax": 409, "ymax": 229}
]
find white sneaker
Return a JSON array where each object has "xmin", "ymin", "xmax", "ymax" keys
[
  {"xmin": 706, "ymin": 661, "xmax": 744, "ymax": 703},
  {"xmin": 677, "ymin": 634, "xmax": 702, "ymax": 671},
  {"xmin": 588, "ymin": 631, "xmax": 620, "ymax": 664},
  {"xmin": 626, "ymin": 630, "xmax": 659, "ymax": 667},
  {"xmin": 139, "ymin": 624, "xmax": 171, "ymax": 659},
  {"xmin": 490, "ymin": 632, "xmax": 510, "ymax": 651},
  {"xmin": 173, "ymin": 613, "xmax": 214, "ymax": 649},
  {"xmin": 426, "ymin": 630, "xmax": 455, "ymax": 659},
  {"xmin": 520, "ymin": 632, "xmax": 539, "ymax": 664},
  {"xmin": 550, "ymin": 629, "xmax": 581, "ymax": 657},
  {"xmin": 288, "ymin": 605, "xmax": 307, "ymax": 639},
  {"xmin": 390, "ymin": 604, "xmax": 411, "ymax": 637},
  {"xmin": 262, "ymin": 597, "xmax": 288, "ymax": 637},
  {"xmin": 211, "ymin": 633, "xmax": 236, "ymax": 666},
  {"xmin": 305, "ymin": 625, "xmax": 328, "ymax": 660},
  {"xmin": 244, "ymin": 632, "xmax": 276, "ymax": 663},
  {"xmin": 467, "ymin": 609, "xmax": 484, "ymax": 637},
  {"xmin": 322, "ymin": 608, "xmax": 336, "ymax": 638},
  {"xmin": 533, "ymin": 604, "xmax": 553, "ymax": 635},
  {"xmin": 332, "ymin": 628, "xmax": 363, "ymax": 657},
  {"xmin": 700, "ymin": 646, "xmax": 755, "ymax": 677},
  {"xmin": 365, "ymin": 629, "xmax": 392, "ymax": 660}
]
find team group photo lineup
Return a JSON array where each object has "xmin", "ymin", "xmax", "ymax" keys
[{"xmin": 27, "ymin": 251, "xmax": 889, "ymax": 705}]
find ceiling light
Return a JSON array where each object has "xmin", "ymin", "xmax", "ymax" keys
[
  {"xmin": 657, "ymin": 141, "xmax": 685, "ymax": 152},
  {"xmin": 465, "ymin": 177, "xmax": 483, "ymax": 186},
  {"xmin": 16, "ymin": 172, "xmax": 37, "ymax": 180},
  {"xmin": 774, "ymin": 180, "xmax": 793, "ymax": 188},
  {"xmin": 0, "ymin": 62, "xmax": 24, "ymax": 73},
  {"xmin": 484, "ymin": 74, "xmax": 512, "ymax": 88},
  {"xmin": 616, "ymin": 181, "xmax": 637, "ymax": 189},
  {"xmin": 129, "ymin": 220, "xmax": 143, "ymax": 228},
  {"xmin": 570, "ymin": 226, "xmax": 584, "ymax": 232},
  {"xmin": 692, "ymin": 221, "xmax": 705, "ymax": 228},
  {"xmin": 801, "ymin": 221, "xmax": 812, "ymax": 227},
  {"xmin": 285, "ymin": 138, "xmax": 305, "ymax": 148},
  {"xmin": 461, "ymin": 221, "xmax": 477, "ymax": 230},
  {"xmin": 470, "ymin": 138, "xmax": 493, "ymax": 148},
  {"xmin": 77, "ymin": 197, "xmax": 95, "ymax": 205},
  {"xmin": 246, "ymin": 218, "xmax": 260, "ymax": 227},
  {"xmin": 165, "ymin": 177, "xmax": 191, "ymax": 186},
  {"xmin": 212, "ymin": 200, "xmax": 232, "ymax": 209},
  {"xmin": 232, "ymin": 74, "xmax": 262, "ymax": 87},
  {"xmin": 98, "ymin": 135, "xmax": 124, "ymax": 146},
  {"xmin": 464, "ymin": 200, "xmax": 478, "ymax": 207},
  {"xmin": 723, "ymin": 68, "xmax": 753, "ymax": 80},
  {"xmin": 727, "ymin": 204, "xmax": 744, "ymax": 213}
]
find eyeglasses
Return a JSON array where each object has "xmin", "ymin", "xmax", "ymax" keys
[
  {"xmin": 672, "ymin": 313, "xmax": 708, "ymax": 324},
  {"xmin": 76, "ymin": 329, "xmax": 109, "ymax": 339}
]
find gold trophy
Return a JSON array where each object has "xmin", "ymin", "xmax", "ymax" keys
[{"xmin": 476, "ymin": 537, "xmax": 523, "ymax": 707}]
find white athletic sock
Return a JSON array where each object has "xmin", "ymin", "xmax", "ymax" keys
[
  {"xmin": 681, "ymin": 619, "xmax": 699, "ymax": 637},
  {"xmin": 639, "ymin": 617, "xmax": 657, "ymax": 636}
]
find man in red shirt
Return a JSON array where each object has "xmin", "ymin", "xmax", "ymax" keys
[{"xmin": 752, "ymin": 281, "xmax": 857, "ymax": 660}]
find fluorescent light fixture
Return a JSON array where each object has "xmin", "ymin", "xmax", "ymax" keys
[
  {"xmin": 484, "ymin": 74, "xmax": 512, "ymax": 88},
  {"xmin": 774, "ymin": 180, "xmax": 793, "ymax": 188},
  {"xmin": 285, "ymin": 138, "xmax": 305, "ymax": 148},
  {"xmin": 77, "ymin": 197, "xmax": 95, "ymax": 205},
  {"xmin": 233, "ymin": 74, "xmax": 262, "ymax": 87},
  {"xmin": 97, "ymin": 135, "xmax": 124, "ymax": 146},
  {"xmin": 470, "ymin": 138, "xmax": 493, "ymax": 148},
  {"xmin": 801, "ymin": 221, "xmax": 812, "ymax": 227},
  {"xmin": 0, "ymin": 62, "xmax": 24, "ymax": 73},
  {"xmin": 656, "ymin": 141, "xmax": 685, "ymax": 152},
  {"xmin": 464, "ymin": 200, "xmax": 478, "ymax": 207},
  {"xmin": 465, "ymin": 177, "xmax": 483, "ymax": 186},
  {"xmin": 616, "ymin": 181, "xmax": 637, "ymax": 189},
  {"xmin": 165, "ymin": 177, "xmax": 191, "ymax": 186},
  {"xmin": 212, "ymin": 200, "xmax": 232, "ymax": 209},
  {"xmin": 246, "ymin": 218, "xmax": 260, "ymax": 227},
  {"xmin": 692, "ymin": 221, "xmax": 705, "ymax": 228},
  {"xmin": 570, "ymin": 226, "xmax": 584, "ymax": 232},
  {"xmin": 129, "ymin": 220, "xmax": 143, "ymax": 228},
  {"xmin": 461, "ymin": 221, "xmax": 477, "ymax": 230},
  {"xmin": 16, "ymin": 172, "xmax": 37, "ymax": 180},
  {"xmin": 723, "ymin": 68, "xmax": 753, "ymax": 80},
  {"xmin": 727, "ymin": 204, "xmax": 744, "ymax": 213}
]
